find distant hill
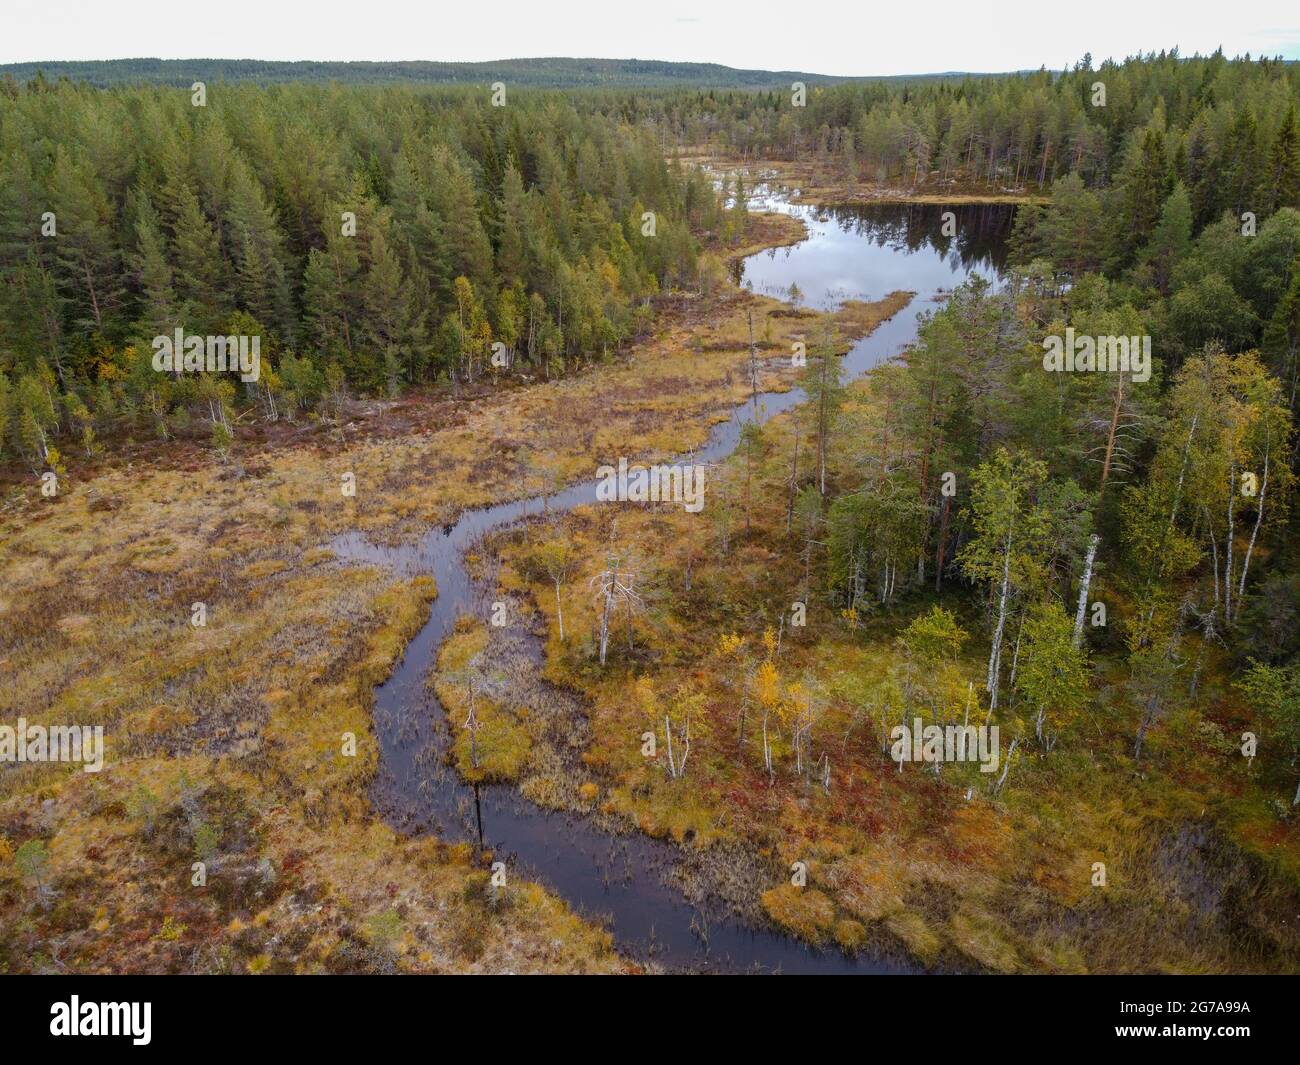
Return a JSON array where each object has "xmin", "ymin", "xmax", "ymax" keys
[{"xmin": 0, "ymin": 56, "xmax": 1005, "ymax": 90}]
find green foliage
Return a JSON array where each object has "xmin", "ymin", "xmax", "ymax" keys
[
  {"xmin": 1015, "ymin": 601, "xmax": 1089, "ymax": 746},
  {"xmin": 1238, "ymin": 660, "xmax": 1300, "ymax": 746},
  {"xmin": 14, "ymin": 839, "xmax": 49, "ymax": 889},
  {"xmin": 1238, "ymin": 659, "xmax": 1300, "ymax": 803},
  {"xmin": 0, "ymin": 80, "xmax": 718, "ymax": 452},
  {"xmin": 192, "ymin": 821, "xmax": 220, "ymax": 861},
  {"xmin": 959, "ymin": 448, "xmax": 1054, "ymax": 595},
  {"xmin": 365, "ymin": 909, "xmax": 402, "ymax": 953},
  {"xmin": 898, "ymin": 606, "xmax": 968, "ymax": 662}
]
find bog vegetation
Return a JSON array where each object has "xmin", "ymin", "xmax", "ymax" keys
[{"xmin": 4, "ymin": 50, "xmax": 1300, "ymax": 973}]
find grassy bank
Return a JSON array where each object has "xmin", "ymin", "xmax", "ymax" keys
[
  {"xmin": 484, "ymin": 366, "xmax": 1300, "ymax": 972},
  {"xmin": 0, "ymin": 212, "xmax": 810, "ymax": 974}
]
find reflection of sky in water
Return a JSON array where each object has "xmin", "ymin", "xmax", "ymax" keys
[
  {"xmin": 336, "ymin": 173, "xmax": 1015, "ymax": 975},
  {"xmin": 738, "ymin": 195, "xmax": 1015, "ymax": 312}
]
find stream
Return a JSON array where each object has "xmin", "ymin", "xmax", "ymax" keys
[{"xmin": 330, "ymin": 188, "xmax": 1016, "ymax": 973}]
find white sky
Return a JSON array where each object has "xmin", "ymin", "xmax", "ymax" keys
[{"xmin": 2, "ymin": 0, "xmax": 1298, "ymax": 76}]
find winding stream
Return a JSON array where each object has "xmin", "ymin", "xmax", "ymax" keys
[{"xmin": 331, "ymin": 190, "xmax": 1015, "ymax": 973}]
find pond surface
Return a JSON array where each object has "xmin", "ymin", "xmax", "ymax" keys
[
  {"xmin": 738, "ymin": 198, "xmax": 1013, "ymax": 311},
  {"xmin": 332, "ymin": 189, "xmax": 1016, "ymax": 973}
]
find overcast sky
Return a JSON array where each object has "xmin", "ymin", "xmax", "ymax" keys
[{"xmin": 3, "ymin": 0, "xmax": 1298, "ymax": 76}]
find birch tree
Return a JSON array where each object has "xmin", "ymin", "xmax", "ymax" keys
[
  {"xmin": 636, "ymin": 676, "xmax": 706, "ymax": 780},
  {"xmin": 1015, "ymin": 601, "xmax": 1088, "ymax": 749},
  {"xmin": 533, "ymin": 538, "xmax": 576, "ymax": 642},
  {"xmin": 1237, "ymin": 661, "xmax": 1300, "ymax": 805},
  {"xmin": 958, "ymin": 449, "xmax": 1052, "ymax": 713},
  {"xmin": 1129, "ymin": 347, "xmax": 1293, "ymax": 628}
]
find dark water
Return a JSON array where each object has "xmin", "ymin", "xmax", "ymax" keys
[{"xmin": 332, "ymin": 193, "xmax": 1016, "ymax": 973}]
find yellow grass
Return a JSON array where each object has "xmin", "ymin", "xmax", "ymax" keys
[
  {"xmin": 0, "ymin": 211, "xmax": 830, "ymax": 974},
  {"xmin": 485, "ymin": 358, "xmax": 1300, "ymax": 973}
]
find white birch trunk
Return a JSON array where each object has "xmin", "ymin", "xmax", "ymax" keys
[
  {"xmin": 986, "ymin": 535, "xmax": 1012, "ymax": 712},
  {"xmin": 1072, "ymin": 533, "xmax": 1100, "ymax": 649}
]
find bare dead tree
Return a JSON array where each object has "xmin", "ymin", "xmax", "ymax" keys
[{"xmin": 588, "ymin": 553, "xmax": 644, "ymax": 666}]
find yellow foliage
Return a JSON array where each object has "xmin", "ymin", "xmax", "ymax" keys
[
  {"xmin": 717, "ymin": 632, "xmax": 745, "ymax": 657},
  {"xmin": 760, "ymin": 884, "xmax": 836, "ymax": 945},
  {"xmin": 754, "ymin": 660, "xmax": 781, "ymax": 711}
]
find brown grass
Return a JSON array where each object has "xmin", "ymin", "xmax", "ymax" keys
[
  {"xmin": 484, "ymin": 362, "xmax": 1300, "ymax": 974},
  {"xmin": 0, "ymin": 211, "xmax": 828, "ymax": 974}
]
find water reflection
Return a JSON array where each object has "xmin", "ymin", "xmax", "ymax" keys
[
  {"xmin": 738, "ymin": 200, "xmax": 1016, "ymax": 311},
  {"xmin": 336, "ymin": 187, "xmax": 1017, "ymax": 974}
]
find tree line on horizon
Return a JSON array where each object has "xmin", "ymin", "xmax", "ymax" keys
[
  {"xmin": 3, "ymin": 48, "xmax": 1299, "ymax": 496},
  {"xmin": 677, "ymin": 49, "xmax": 1300, "ymax": 202}
]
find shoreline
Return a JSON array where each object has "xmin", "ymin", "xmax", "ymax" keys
[{"xmin": 678, "ymin": 151, "xmax": 1051, "ymax": 206}]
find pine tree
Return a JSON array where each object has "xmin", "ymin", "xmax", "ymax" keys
[
  {"xmin": 1262, "ymin": 260, "xmax": 1300, "ymax": 411},
  {"xmin": 1267, "ymin": 106, "xmax": 1300, "ymax": 212},
  {"xmin": 436, "ymin": 155, "xmax": 494, "ymax": 290},
  {"xmin": 1141, "ymin": 181, "xmax": 1192, "ymax": 293},
  {"xmin": 46, "ymin": 146, "xmax": 123, "ymax": 335},
  {"xmin": 130, "ymin": 190, "xmax": 180, "ymax": 339},
  {"xmin": 168, "ymin": 181, "xmax": 225, "ymax": 327},
  {"xmin": 800, "ymin": 318, "xmax": 847, "ymax": 496},
  {"xmin": 389, "ymin": 151, "xmax": 452, "ymax": 306},
  {"xmin": 1116, "ymin": 128, "xmax": 1168, "ymax": 263},
  {"xmin": 225, "ymin": 161, "xmax": 294, "ymax": 341},
  {"xmin": 359, "ymin": 229, "xmax": 424, "ymax": 389},
  {"xmin": 302, "ymin": 238, "xmax": 360, "ymax": 363},
  {"xmin": 1223, "ymin": 108, "xmax": 1263, "ymax": 218},
  {"xmin": 496, "ymin": 164, "xmax": 530, "ymax": 284}
]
